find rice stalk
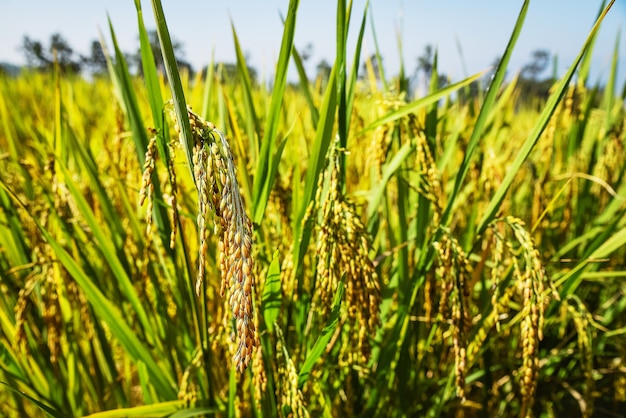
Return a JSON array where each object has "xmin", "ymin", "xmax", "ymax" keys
[
  {"xmin": 314, "ymin": 137, "xmax": 381, "ymax": 363},
  {"xmin": 167, "ymin": 105, "xmax": 257, "ymax": 372},
  {"xmin": 275, "ymin": 326, "xmax": 309, "ymax": 418}
]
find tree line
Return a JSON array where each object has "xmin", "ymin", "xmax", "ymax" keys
[{"xmin": 3, "ymin": 32, "xmax": 555, "ymax": 103}]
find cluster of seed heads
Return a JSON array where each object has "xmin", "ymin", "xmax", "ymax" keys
[
  {"xmin": 432, "ymin": 232, "xmax": 472, "ymax": 400},
  {"xmin": 138, "ymin": 128, "xmax": 179, "ymax": 249},
  {"xmin": 489, "ymin": 216, "xmax": 553, "ymax": 417},
  {"xmin": 566, "ymin": 296, "xmax": 596, "ymax": 418},
  {"xmin": 138, "ymin": 133, "xmax": 157, "ymax": 238},
  {"xmin": 171, "ymin": 106, "xmax": 256, "ymax": 373},
  {"xmin": 275, "ymin": 326, "xmax": 309, "ymax": 417},
  {"xmin": 314, "ymin": 139, "xmax": 381, "ymax": 361}
]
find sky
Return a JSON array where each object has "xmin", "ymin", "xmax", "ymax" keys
[{"xmin": 0, "ymin": 0, "xmax": 625, "ymax": 86}]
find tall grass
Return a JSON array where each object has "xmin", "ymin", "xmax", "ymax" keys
[{"xmin": 1, "ymin": 0, "xmax": 626, "ymax": 417}]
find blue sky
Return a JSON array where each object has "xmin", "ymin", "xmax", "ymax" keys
[{"xmin": 1, "ymin": 0, "xmax": 625, "ymax": 85}]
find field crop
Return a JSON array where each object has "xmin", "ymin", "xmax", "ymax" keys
[{"xmin": 1, "ymin": 0, "xmax": 625, "ymax": 417}]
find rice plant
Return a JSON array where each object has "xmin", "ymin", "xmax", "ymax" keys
[{"xmin": 1, "ymin": 0, "xmax": 625, "ymax": 417}]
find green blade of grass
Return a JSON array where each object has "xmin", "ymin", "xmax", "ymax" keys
[
  {"xmin": 150, "ymin": 0, "xmax": 195, "ymax": 184},
  {"xmin": 232, "ymin": 22, "xmax": 261, "ymax": 162},
  {"xmin": 253, "ymin": 0, "xmax": 300, "ymax": 223},
  {"xmin": 578, "ymin": 0, "xmax": 606, "ymax": 85},
  {"xmin": 292, "ymin": 45, "xmax": 319, "ymax": 127},
  {"xmin": 169, "ymin": 408, "xmax": 223, "ymax": 418},
  {"xmin": 0, "ymin": 80, "xmax": 33, "ymax": 199},
  {"xmin": 362, "ymin": 71, "xmax": 483, "ymax": 133},
  {"xmin": 367, "ymin": 141, "xmax": 415, "ymax": 228},
  {"xmin": 0, "ymin": 183, "xmax": 177, "ymax": 399},
  {"xmin": 55, "ymin": 162, "xmax": 155, "ymax": 342},
  {"xmin": 338, "ymin": 0, "xmax": 367, "ymax": 180},
  {"xmin": 440, "ymin": 0, "xmax": 530, "ymax": 234},
  {"xmin": 475, "ymin": 0, "xmax": 616, "ymax": 238},
  {"xmin": 0, "ymin": 382, "xmax": 65, "ymax": 418},
  {"xmin": 133, "ymin": 0, "xmax": 168, "ymax": 159},
  {"xmin": 554, "ymin": 223, "xmax": 626, "ymax": 310},
  {"xmin": 345, "ymin": 1, "xmax": 368, "ymax": 142},
  {"xmin": 601, "ymin": 29, "xmax": 620, "ymax": 134},
  {"xmin": 201, "ymin": 49, "xmax": 216, "ymax": 120},
  {"xmin": 227, "ymin": 364, "xmax": 236, "ymax": 418},
  {"xmin": 368, "ymin": 5, "xmax": 388, "ymax": 92},
  {"xmin": 291, "ymin": 64, "xmax": 338, "ymax": 287},
  {"xmin": 336, "ymin": 0, "xmax": 350, "ymax": 156},
  {"xmin": 64, "ymin": 123, "xmax": 127, "ymax": 250},
  {"xmin": 83, "ymin": 400, "xmax": 190, "ymax": 418},
  {"xmin": 107, "ymin": 18, "xmax": 172, "ymax": 249},
  {"xmin": 262, "ymin": 250, "xmax": 282, "ymax": 333},
  {"xmin": 297, "ymin": 278, "xmax": 344, "ymax": 388},
  {"xmin": 0, "ymin": 186, "xmax": 30, "ymax": 267}
]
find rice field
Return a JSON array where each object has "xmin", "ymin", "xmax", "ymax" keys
[{"xmin": 1, "ymin": 1, "xmax": 625, "ymax": 417}]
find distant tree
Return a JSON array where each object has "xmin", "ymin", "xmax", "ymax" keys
[
  {"xmin": 518, "ymin": 49, "xmax": 553, "ymax": 105},
  {"xmin": 458, "ymin": 55, "xmax": 502, "ymax": 105},
  {"xmin": 82, "ymin": 40, "xmax": 108, "ymax": 76},
  {"xmin": 21, "ymin": 33, "xmax": 82, "ymax": 73},
  {"xmin": 300, "ymin": 43, "xmax": 313, "ymax": 63},
  {"xmin": 0, "ymin": 62, "xmax": 21, "ymax": 77},
  {"xmin": 521, "ymin": 49, "xmax": 550, "ymax": 81},
  {"xmin": 216, "ymin": 62, "xmax": 237, "ymax": 81},
  {"xmin": 212, "ymin": 62, "xmax": 258, "ymax": 85},
  {"xmin": 131, "ymin": 30, "xmax": 193, "ymax": 76},
  {"xmin": 436, "ymin": 74, "xmax": 449, "ymax": 89},
  {"xmin": 361, "ymin": 54, "xmax": 383, "ymax": 81},
  {"xmin": 412, "ymin": 45, "xmax": 448, "ymax": 95},
  {"xmin": 415, "ymin": 45, "xmax": 434, "ymax": 81},
  {"xmin": 486, "ymin": 56, "xmax": 505, "ymax": 85},
  {"xmin": 315, "ymin": 59, "xmax": 332, "ymax": 87},
  {"xmin": 22, "ymin": 37, "xmax": 50, "ymax": 68}
]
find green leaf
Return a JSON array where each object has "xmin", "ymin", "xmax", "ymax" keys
[
  {"xmin": 133, "ymin": 0, "xmax": 168, "ymax": 157},
  {"xmin": 557, "ymin": 224, "xmax": 626, "ymax": 299},
  {"xmin": 56, "ymin": 162, "xmax": 154, "ymax": 341},
  {"xmin": 292, "ymin": 45, "xmax": 319, "ymax": 127},
  {"xmin": 253, "ymin": 0, "xmax": 300, "ymax": 223},
  {"xmin": 83, "ymin": 400, "xmax": 189, "ymax": 418},
  {"xmin": 291, "ymin": 64, "xmax": 338, "ymax": 283},
  {"xmin": 228, "ymin": 364, "xmax": 236, "ymax": 418},
  {"xmin": 169, "ymin": 408, "xmax": 223, "ymax": 418},
  {"xmin": 149, "ymin": 0, "xmax": 195, "ymax": 184},
  {"xmin": 297, "ymin": 278, "xmax": 344, "ymax": 388},
  {"xmin": 0, "ymin": 181, "xmax": 177, "ymax": 400},
  {"xmin": 0, "ymin": 381, "xmax": 65, "ymax": 418},
  {"xmin": 262, "ymin": 250, "xmax": 282, "ymax": 333},
  {"xmin": 345, "ymin": 1, "xmax": 368, "ymax": 141},
  {"xmin": 362, "ymin": 71, "xmax": 483, "ymax": 133},
  {"xmin": 107, "ymin": 17, "xmax": 172, "ymax": 248},
  {"xmin": 367, "ymin": 142, "xmax": 415, "ymax": 228},
  {"xmin": 440, "ymin": 0, "xmax": 530, "ymax": 233},
  {"xmin": 232, "ymin": 22, "xmax": 261, "ymax": 161},
  {"xmin": 475, "ymin": 0, "xmax": 616, "ymax": 237}
]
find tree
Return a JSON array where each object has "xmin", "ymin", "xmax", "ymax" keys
[
  {"xmin": 521, "ymin": 49, "xmax": 550, "ymax": 81},
  {"xmin": 131, "ymin": 30, "xmax": 193, "ymax": 76},
  {"xmin": 315, "ymin": 59, "xmax": 332, "ymax": 87},
  {"xmin": 361, "ymin": 54, "xmax": 383, "ymax": 81},
  {"xmin": 82, "ymin": 40, "xmax": 108, "ymax": 76},
  {"xmin": 300, "ymin": 43, "xmax": 313, "ymax": 63},
  {"xmin": 21, "ymin": 33, "xmax": 82, "ymax": 73},
  {"xmin": 518, "ymin": 49, "xmax": 553, "ymax": 105},
  {"xmin": 415, "ymin": 45, "xmax": 434, "ymax": 81},
  {"xmin": 412, "ymin": 45, "xmax": 448, "ymax": 96},
  {"xmin": 212, "ymin": 61, "xmax": 258, "ymax": 85}
]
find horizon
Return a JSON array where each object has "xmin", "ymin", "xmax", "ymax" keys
[{"xmin": 1, "ymin": 1, "xmax": 625, "ymax": 87}]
